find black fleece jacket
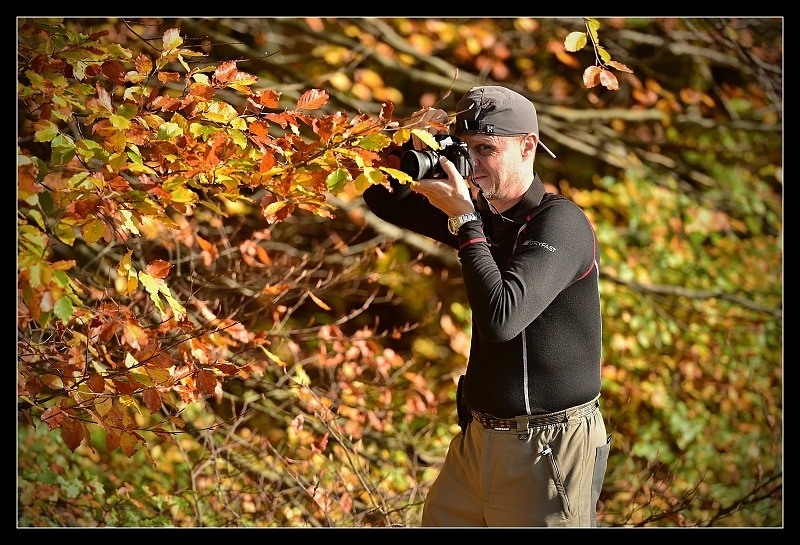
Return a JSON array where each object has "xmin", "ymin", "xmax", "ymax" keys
[{"xmin": 362, "ymin": 173, "xmax": 602, "ymax": 417}]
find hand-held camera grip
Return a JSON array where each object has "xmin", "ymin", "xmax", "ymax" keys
[{"xmin": 400, "ymin": 135, "xmax": 473, "ymax": 180}]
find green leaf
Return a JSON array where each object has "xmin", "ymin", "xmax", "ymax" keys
[
  {"xmin": 53, "ymin": 296, "xmax": 74, "ymax": 323},
  {"xmin": 157, "ymin": 122, "xmax": 184, "ymax": 140},
  {"xmin": 356, "ymin": 132, "xmax": 392, "ymax": 151},
  {"xmin": 50, "ymin": 134, "xmax": 76, "ymax": 167},
  {"xmin": 34, "ymin": 121, "xmax": 59, "ymax": 143},
  {"xmin": 169, "ymin": 188, "xmax": 198, "ymax": 203},
  {"xmin": 326, "ymin": 168, "xmax": 350, "ymax": 193}
]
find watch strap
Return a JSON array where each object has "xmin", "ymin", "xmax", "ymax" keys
[{"xmin": 448, "ymin": 212, "xmax": 479, "ymax": 235}]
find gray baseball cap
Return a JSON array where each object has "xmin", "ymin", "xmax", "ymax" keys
[{"xmin": 455, "ymin": 86, "xmax": 556, "ymax": 158}]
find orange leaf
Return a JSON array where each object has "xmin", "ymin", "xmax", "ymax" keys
[
  {"xmin": 168, "ymin": 415, "xmax": 186, "ymax": 429},
  {"xmin": 583, "ymin": 66, "xmax": 602, "ymax": 88},
  {"xmin": 255, "ymin": 244, "xmax": 272, "ymax": 266},
  {"xmin": 260, "ymin": 150, "xmax": 277, "ymax": 172},
  {"xmin": 607, "ymin": 60, "xmax": 633, "ymax": 73},
  {"xmin": 296, "ymin": 89, "xmax": 329, "ymax": 110},
  {"xmin": 157, "ymin": 71, "xmax": 181, "ymax": 83},
  {"xmin": 134, "ymin": 53, "xmax": 153, "ymax": 75},
  {"xmin": 213, "ymin": 60, "xmax": 239, "ymax": 83},
  {"xmin": 600, "ymin": 69, "xmax": 620, "ymax": 91},
  {"xmin": 257, "ymin": 89, "xmax": 281, "ymax": 108},
  {"xmin": 145, "ymin": 259, "xmax": 172, "ymax": 279},
  {"xmin": 120, "ymin": 431, "xmax": 138, "ymax": 457}
]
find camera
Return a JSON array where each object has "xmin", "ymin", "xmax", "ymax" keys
[{"xmin": 400, "ymin": 135, "xmax": 473, "ymax": 180}]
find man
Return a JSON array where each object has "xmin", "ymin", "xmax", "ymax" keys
[{"xmin": 363, "ymin": 86, "xmax": 611, "ymax": 527}]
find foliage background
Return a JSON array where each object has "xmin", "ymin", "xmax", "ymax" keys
[{"xmin": 17, "ymin": 17, "xmax": 782, "ymax": 527}]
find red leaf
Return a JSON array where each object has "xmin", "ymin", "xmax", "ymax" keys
[
  {"xmin": 112, "ymin": 378, "xmax": 136, "ymax": 395},
  {"xmin": 143, "ymin": 388, "xmax": 162, "ymax": 413},
  {"xmin": 101, "ymin": 60, "xmax": 126, "ymax": 85},
  {"xmin": 87, "ymin": 373, "xmax": 105, "ymax": 393},
  {"xmin": 151, "ymin": 427, "xmax": 177, "ymax": 444},
  {"xmin": 61, "ymin": 419, "xmax": 84, "ymax": 451},
  {"xmin": 311, "ymin": 431, "xmax": 329, "ymax": 453},
  {"xmin": 380, "ymin": 101, "xmax": 395, "ymax": 123},
  {"xmin": 196, "ymin": 369, "xmax": 218, "ymax": 395},
  {"xmin": 149, "ymin": 351, "xmax": 175, "ymax": 369},
  {"xmin": 41, "ymin": 406, "xmax": 65, "ymax": 430},
  {"xmin": 105, "ymin": 429, "xmax": 121, "ymax": 453}
]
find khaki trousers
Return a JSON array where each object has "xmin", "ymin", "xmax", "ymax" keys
[{"xmin": 421, "ymin": 401, "xmax": 610, "ymax": 527}]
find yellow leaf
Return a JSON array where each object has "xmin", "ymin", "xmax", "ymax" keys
[
  {"xmin": 259, "ymin": 346, "xmax": 287, "ymax": 366},
  {"xmin": 162, "ymin": 28, "xmax": 183, "ymax": 52},
  {"xmin": 564, "ymin": 32, "xmax": 587, "ymax": 52},
  {"xmin": 597, "ymin": 45, "xmax": 611, "ymax": 64},
  {"xmin": 308, "ymin": 291, "xmax": 331, "ymax": 310},
  {"xmin": 125, "ymin": 353, "xmax": 139, "ymax": 369},
  {"xmin": 586, "ymin": 18, "xmax": 600, "ymax": 43},
  {"xmin": 145, "ymin": 366, "xmax": 172, "ymax": 385},
  {"xmin": 81, "ymin": 218, "xmax": 105, "ymax": 244},
  {"xmin": 410, "ymin": 129, "xmax": 441, "ymax": 150}
]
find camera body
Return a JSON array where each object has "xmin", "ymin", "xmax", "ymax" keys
[{"xmin": 400, "ymin": 135, "xmax": 473, "ymax": 180}]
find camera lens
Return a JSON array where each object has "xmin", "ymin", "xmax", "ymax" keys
[{"xmin": 400, "ymin": 150, "xmax": 440, "ymax": 180}]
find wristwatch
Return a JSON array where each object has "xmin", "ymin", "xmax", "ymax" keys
[{"xmin": 447, "ymin": 212, "xmax": 479, "ymax": 235}]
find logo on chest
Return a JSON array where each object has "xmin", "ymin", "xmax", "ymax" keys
[{"xmin": 521, "ymin": 239, "xmax": 556, "ymax": 252}]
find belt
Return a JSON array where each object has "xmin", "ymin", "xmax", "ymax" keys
[{"xmin": 470, "ymin": 398, "xmax": 600, "ymax": 432}]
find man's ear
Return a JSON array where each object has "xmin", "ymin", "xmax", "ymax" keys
[{"xmin": 521, "ymin": 134, "xmax": 538, "ymax": 158}]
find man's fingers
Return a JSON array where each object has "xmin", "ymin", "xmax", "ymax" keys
[{"xmin": 438, "ymin": 156, "xmax": 461, "ymax": 180}]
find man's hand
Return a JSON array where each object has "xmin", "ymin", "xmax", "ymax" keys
[{"xmin": 411, "ymin": 156, "xmax": 475, "ymax": 216}]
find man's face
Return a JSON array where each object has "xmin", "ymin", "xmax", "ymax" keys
[{"xmin": 459, "ymin": 133, "xmax": 533, "ymax": 204}]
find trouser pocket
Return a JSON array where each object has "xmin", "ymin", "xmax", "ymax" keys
[
  {"xmin": 590, "ymin": 434, "xmax": 612, "ymax": 526},
  {"xmin": 540, "ymin": 444, "xmax": 572, "ymax": 516}
]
